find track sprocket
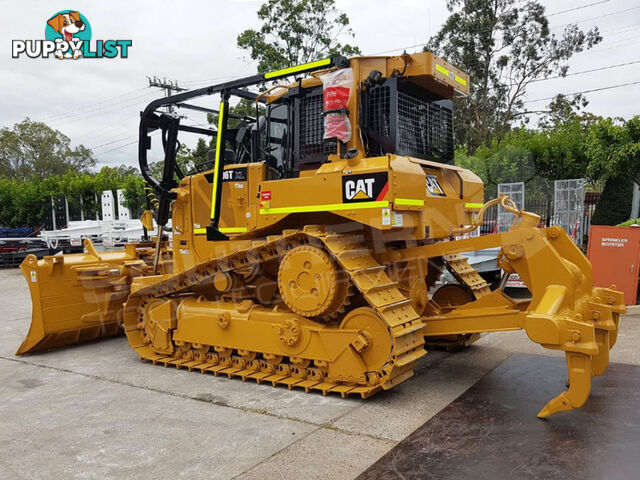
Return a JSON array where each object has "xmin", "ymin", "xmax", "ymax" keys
[{"xmin": 277, "ymin": 244, "xmax": 350, "ymax": 319}]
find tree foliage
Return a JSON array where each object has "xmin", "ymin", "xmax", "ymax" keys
[
  {"xmin": 456, "ymin": 143, "xmax": 551, "ymax": 201},
  {"xmin": 149, "ymin": 138, "xmax": 211, "ymax": 179},
  {"xmin": 208, "ymin": 99, "xmax": 266, "ymax": 130},
  {"xmin": 237, "ymin": 0, "xmax": 361, "ymax": 73},
  {"xmin": 0, "ymin": 166, "xmax": 148, "ymax": 228},
  {"xmin": 586, "ymin": 116, "xmax": 640, "ymax": 186},
  {"xmin": 456, "ymin": 111, "xmax": 602, "ymax": 200},
  {"xmin": 591, "ymin": 176, "xmax": 635, "ymax": 227},
  {"xmin": 427, "ymin": 0, "xmax": 601, "ymax": 149},
  {"xmin": 0, "ymin": 118, "xmax": 95, "ymax": 180}
]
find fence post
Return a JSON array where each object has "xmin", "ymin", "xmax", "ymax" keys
[{"xmin": 631, "ymin": 183, "xmax": 640, "ymax": 219}]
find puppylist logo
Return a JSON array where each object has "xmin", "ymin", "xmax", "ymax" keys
[{"xmin": 12, "ymin": 10, "xmax": 132, "ymax": 60}]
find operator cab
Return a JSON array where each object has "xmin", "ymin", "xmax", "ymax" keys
[{"xmin": 213, "ymin": 76, "xmax": 454, "ymax": 178}]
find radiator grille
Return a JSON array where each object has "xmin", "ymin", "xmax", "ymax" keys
[
  {"xmin": 397, "ymin": 90, "xmax": 452, "ymax": 160},
  {"xmin": 364, "ymin": 81, "xmax": 454, "ymax": 163},
  {"xmin": 367, "ymin": 86, "xmax": 391, "ymax": 138}
]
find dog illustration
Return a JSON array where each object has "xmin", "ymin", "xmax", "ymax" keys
[{"xmin": 47, "ymin": 11, "xmax": 85, "ymax": 59}]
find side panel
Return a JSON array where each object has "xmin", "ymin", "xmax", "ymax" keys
[{"xmin": 178, "ymin": 156, "xmax": 482, "ymax": 246}]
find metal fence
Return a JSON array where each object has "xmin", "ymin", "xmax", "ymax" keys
[
  {"xmin": 553, "ymin": 179, "xmax": 586, "ymax": 247},
  {"xmin": 497, "ymin": 182, "xmax": 525, "ymax": 232},
  {"xmin": 480, "ymin": 193, "xmax": 601, "ymax": 248}
]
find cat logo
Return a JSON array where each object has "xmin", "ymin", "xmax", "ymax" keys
[
  {"xmin": 342, "ymin": 172, "xmax": 388, "ymax": 203},
  {"xmin": 346, "ymin": 178, "xmax": 375, "ymax": 199},
  {"xmin": 425, "ymin": 174, "xmax": 446, "ymax": 197}
]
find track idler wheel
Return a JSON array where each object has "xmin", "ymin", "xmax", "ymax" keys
[
  {"xmin": 278, "ymin": 245, "xmax": 349, "ymax": 319},
  {"xmin": 340, "ymin": 307, "xmax": 393, "ymax": 373}
]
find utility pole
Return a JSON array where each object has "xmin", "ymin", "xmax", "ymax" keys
[{"xmin": 147, "ymin": 76, "xmax": 187, "ymax": 113}]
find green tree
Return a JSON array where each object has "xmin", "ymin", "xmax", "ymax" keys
[
  {"xmin": 0, "ymin": 177, "xmax": 49, "ymax": 227},
  {"xmin": 455, "ymin": 112, "xmax": 602, "ymax": 201},
  {"xmin": 0, "ymin": 118, "xmax": 95, "ymax": 180},
  {"xmin": 0, "ymin": 179, "xmax": 18, "ymax": 226},
  {"xmin": 455, "ymin": 143, "xmax": 550, "ymax": 201},
  {"xmin": 0, "ymin": 165, "xmax": 153, "ymax": 228},
  {"xmin": 121, "ymin": 174, "xmax": 147, "ymax": 216},
  {"xmin": 190, "ymin": 138, "xmax": 210, "ymax": 169},
  {"xmin": 586, "ymin": 116, "xmax": 640, "ymax": 186},
  {"xmin": 208, "ymin": 99, "xmax": 266, "ymax": 130},
  {"xmin": 591, "ymin": 176, "xmax": 634, "ymax": 226},
  {"xmin": 501, "ymin": 116, "xmax": 594, "ymax": 180},
  {"xmin": 149, "ymin": 143, "xmax": 199, "ymax": 178},
  {"xmin": 427, "ymin": 0, "xmax": 601, "ymax": 150},
  {"xmin": 537, "ymin": 93, "xmax": 591, "ymax": 130},
  {"xmin": 237, "ymin": 0, "xmax": 361, "ymax": 73}
]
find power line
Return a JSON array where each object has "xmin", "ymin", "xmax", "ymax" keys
[
  {"xmin": 48, "ymin": 92, "xmax": 159, "ymax": 128},
  {"xmin": 92, "ymin": 131, "xmax": 160, "ymax": 158},
  {"xmin": 40, "ymin": 77, "xmax": 195, "ymax": 128},
  {"xmin": 47, "ymin": 90, "xmax": 159, "ymax": 127},
  {"xmin": 181, "ymin": 115, "xmax": 213, "ymax": 129},
  {"xmin": 364, "ymin": 16, "xmax": 638, "ymax": 59},
  {"xmin": 368, "ymin": 5, "xmax": 640, "ymax": 58},
  {"xmin": 530, "ymin": 59, "xmax": 640, "ymax": 82},
  {"xmin": 575, "ymin": 35, "xmax": 640, "ymax": 56},
  {"xmin": 366, "ymin": 42, "xmax": 427, "ymax": 57},
  {"xmin": 602, "ymin": 33, "xmax": 640, "ymax": 46},
  {"xmin": 92, "ymin": 134, "xmax": 152, "ymax": 158},
  {"xmin": 40, "ymin": 2, "xmax": 628, "ymax": 128},
  {"xmin": 524, "ymin": 79, "xmax": 640, "ymax": 103},
  {"xmin": 181, "ymin": 74, "xmax": 244, "ymax": 86},
  {"xmin": 42, "ymin": 77, "xmax": 194, "ymax": 128},
  {"xmin": 602, "ymin": 24, "xmax": 639, "ymax": 37},
  {"xmin": 86, "ymin": 134, "xmax": 139, "ymax": 151},
  {"xmin": 72, "ymin": 121, "xmax": 134, "ymax": 144},
  {"xmin": 92, "ymin": 139, "xmax": 138, "ymax": 158},
  {"xmin": 547, "ymin": 1, "xmax": 610, "ymax": 17},
  {"xmin": 553, "ymin": 5, "xmax": 640, "ymax": 29},
  {"xmin": 38, "ymin": 87, "xmax": 151, "ymax": 123},
  {"xmin": 372, "ymin": 31, "xmax": 640, "ymax": 72}
]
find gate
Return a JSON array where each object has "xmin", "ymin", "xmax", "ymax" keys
[
  {"xmin": 553, "ymin": 179, "xmax": 586, "ymax": 246},
  {"xmin": 497, "ymin": 182, "xmax": 525, "ymax": 232}
]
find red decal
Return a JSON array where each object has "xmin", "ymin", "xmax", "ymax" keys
[
  {"xmin": 376, "ymin": 181, "xmax": 389, "ymax": 201},
  {"xmin": 323, "ymin": 86, "xmax": 350, "ymax": 110},
  {"xmin": 261, "ymin": 191, "xmax": 272, "ymax": 201},
  {"xmin": 323, "ymin": 83, "xmax": 352, "ymax": 141}
]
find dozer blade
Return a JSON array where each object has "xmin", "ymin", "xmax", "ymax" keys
[{"xmin": 16, "ymin": 242, "xmax": 150, "ymax": 355}]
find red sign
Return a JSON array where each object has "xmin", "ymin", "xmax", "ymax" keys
[
  {"xmin": 261, "ymin": 191, "xmax": 272, "ymax": 201},
  {"xmin": 323, "ymin": 86, "xmax": 351, "ymax": 141},
  {"xmin": 323, "ymin": 86, "xmax": 350, "ymax": 111},
  {"xmin": 588, "ymin": 225, "xmax": 640, "ymax": 304}
]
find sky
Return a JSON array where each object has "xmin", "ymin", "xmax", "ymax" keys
[{"xmin": 1, "ymin": 0, "xmax": 639, "ymax": 169}]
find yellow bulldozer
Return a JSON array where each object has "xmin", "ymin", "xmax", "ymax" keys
[{"xmin": 17, "ymin": 52, "xmax": 625, "ymax": 418}]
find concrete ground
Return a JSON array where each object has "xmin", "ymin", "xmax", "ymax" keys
[{"xmin": 1, "ymin": 267, "xmax": 638, "ymax": 480}]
